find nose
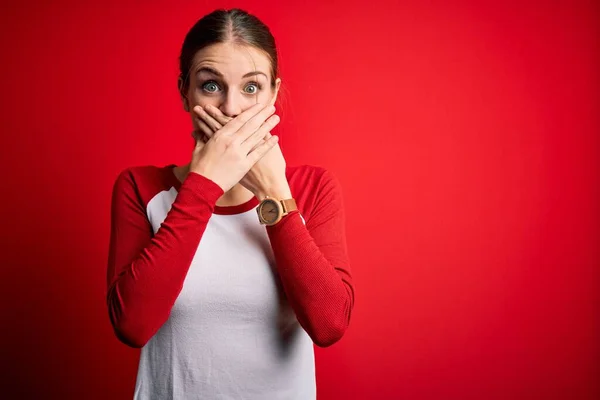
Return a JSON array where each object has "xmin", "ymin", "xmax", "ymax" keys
[{"xmin": 219, "ymin": 90, "xmax": 243, "ymax": 118}]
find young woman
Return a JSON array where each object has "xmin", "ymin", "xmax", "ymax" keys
[{"xmin": 106, "ymin": 8, "xmax": 355, "ymax": 399}]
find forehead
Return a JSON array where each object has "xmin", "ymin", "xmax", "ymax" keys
[{"xmin": 192, "ymin": 42, "xmax": 271, "ymax": 79}]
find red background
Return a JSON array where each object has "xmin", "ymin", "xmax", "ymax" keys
[{"xmin": 1, "ymin": 0, "xmax": 598, "ymax": 399}]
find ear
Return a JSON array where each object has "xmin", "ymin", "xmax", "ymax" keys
[
  {"xmin": 271, "ymin": 78, "xmax": 282, "ymax": 106},
  {"xmin": 178, "ymin": 76, "xmax": 190, "ymax": 112}
]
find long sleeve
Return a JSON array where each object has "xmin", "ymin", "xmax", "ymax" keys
[
  {"xmin": 265, "ymin": 169, "xmax": 355, "ymax": 347},
  {"xmin": 106, "ymin": 169, "xmax": 223, "ymax": 348}
]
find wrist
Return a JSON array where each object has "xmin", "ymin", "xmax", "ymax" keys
[{"xmin": 255, "ymin": 181, "xmax": 292, "ymax": 201}]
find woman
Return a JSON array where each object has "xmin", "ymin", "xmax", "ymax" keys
[{"xmin": 106, "ymin": 8, "xmax": 355, "ymax": 399}]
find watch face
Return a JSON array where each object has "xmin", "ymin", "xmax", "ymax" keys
[{"xmin": 259, "ymin": 199, "xmax": 280, "ymax": 224}]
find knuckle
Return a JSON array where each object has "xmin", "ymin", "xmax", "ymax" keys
[{"xmin": 214, "ymin": 134, "xmax": 227, "ymax": 145}]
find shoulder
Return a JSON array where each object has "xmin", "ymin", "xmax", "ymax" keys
[
  {"xmin": 286, "ymin": 164, "xmax": 341, "ymax": 190},
  {"xmin": 286, "ymin": 164, "xmax": 344, "ymax": 215},
  {"xmin": 111, "ymin": 164, "xmax": 177, "ymax": 208}
]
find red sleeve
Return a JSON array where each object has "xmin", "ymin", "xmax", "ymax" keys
[
  {"xmin": 106, "ymin": 169, "xmax": 223, "ymax": 348},
  {"xmin": 266, "ymin": 169, "xmax": 355, "ymax": 347}
]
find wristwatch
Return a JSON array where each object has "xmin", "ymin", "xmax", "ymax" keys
[{"xmin": 257, "ymin": 196, "xmax": 298, "ymax": 226}]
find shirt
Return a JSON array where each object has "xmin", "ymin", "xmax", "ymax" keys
[{"xmin": 106, "ymin": 163, "xmax": 355, "ymax": 399}]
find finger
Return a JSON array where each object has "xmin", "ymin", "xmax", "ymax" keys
[
  {"xmin": 246, "ymin": 135, "xmax": 279, "ymax": 165},
  {"xmin": 231, "ymin": 104, "xmax": 277, "ymax": 145},
  {"xmin": 197, "ymin": 119, "xmax": 215, "ymax": 139},
  {"xmin": 192, "ymin": 130, "xmax": 208, "ymax": 146},
  {"xmin": 193, "ymin": 106, "xmax": 223, "ymax": 132},
  {"xmin": 240, "ymin": 114, "xmax": 280, "ymax": 154},
  {"xmin": 244, "ymin": 121, "xmax": 276, "ymax": 152},
  {"xmin": 249, "ymin": 138, "xmax": 266, "ymax": 153},
  {"xmin": 204, "ymin": 105, "xmax": 233, "ymax": 126},
  {"xmin": 199, "ymin": 131, "xmax": 209, "ymax": 142},
  {"xmin": 194, "ymin": 135, "xmax": 205, "ymax": 150},
  {"xmin": 217, "ymin": 103, "xmax": 268, "ymax": 137}
]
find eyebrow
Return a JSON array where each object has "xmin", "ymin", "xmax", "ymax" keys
[{"xmin": 196, "ymin": 66, "xmax": 268, "ymax": 79}]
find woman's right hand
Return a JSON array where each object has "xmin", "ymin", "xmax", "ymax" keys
[{"xmin": 189, "ymin": 103, "xmax": 280, "ymax": 193}]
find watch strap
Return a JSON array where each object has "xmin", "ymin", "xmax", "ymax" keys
[{"xmin": 281, "ymin": 198, "xmax": 297, "ymax": 214}]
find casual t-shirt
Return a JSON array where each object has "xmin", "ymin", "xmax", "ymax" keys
[{"xmin": 106, "ymin": 164, "xmax": 355, "ymax": 399}]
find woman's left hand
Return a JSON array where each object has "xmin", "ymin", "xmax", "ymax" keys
[{"xmin": 194, "ymin": 104, "xmax": 292, "ymax": 200}]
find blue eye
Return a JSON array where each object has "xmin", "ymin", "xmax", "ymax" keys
[
  {"xmin": 244, "ymin": 82, "xmax": 260, "ymax": 94},
  {"xmin": 202, "ymin": 81, "xmax": 220, "ymax": 93}
]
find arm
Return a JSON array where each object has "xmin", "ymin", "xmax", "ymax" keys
[
  {"xmin": 106, "ymin": 169, "xmax": 223, "ymax": 348},
  {"xmin": 265, "ymin": 170, "xmax": 355, "ymax": 347}
]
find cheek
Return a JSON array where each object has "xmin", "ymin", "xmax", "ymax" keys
[
  {"xmin": 259, "ymin": 88, "xmax": 277, "ymax": 106},
  {"xmin": 239, "ymin": 97, "xmax": 261, "ymax": 112}
]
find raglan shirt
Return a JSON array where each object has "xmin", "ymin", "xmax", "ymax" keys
[{"xmin": 106, "ymin": 164, "xmax": 354, "ymax": 400}]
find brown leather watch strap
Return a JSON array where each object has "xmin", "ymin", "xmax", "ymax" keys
[{"xmin": 281, "ymin": 198, "xmax": 297, "ymax": 214}]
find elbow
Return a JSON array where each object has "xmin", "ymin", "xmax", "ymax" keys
[
  {"xmin": 112, "ymin": 323, "xmax": 150, "ymax": 349},
  {"xmin": 310, "ymin": 316, "xmax": 349, "ymax": 348},
  {"xmin": 109, "ymin": 311, "xmax": 151, "ymax": 348},
  {"xmin": 310, "ymin": 295, "xmax": 354, "ymax": 348},
  {"xmin": 107, "ymin": 297, "xmax": 152, "ymax": 349},
  {"xmin": 312, "ymin": 327, "xmax": 346, "ymax": 348}
]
